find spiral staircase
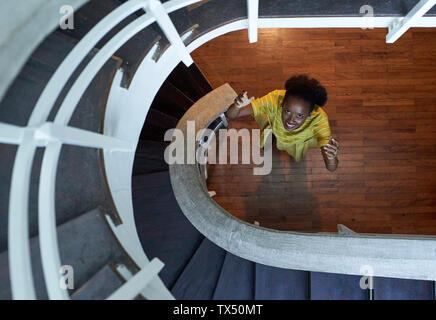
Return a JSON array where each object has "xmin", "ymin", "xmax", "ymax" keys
[{"xmin": 1, "ymin": 0, "xmax": 436, "ymax": 300}]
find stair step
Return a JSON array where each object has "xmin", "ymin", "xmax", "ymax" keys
[
  {"xmin": 310, "ymin": 272, "xmax": 368, "ymax": 300},
  {"xmin": 132, "ymin": 170, "xmax": 173, "ymax": 190},
  {"xmin": 0, "ymin": 31, "xmax": 80, "ymax": 127},
  {"xmin": 133, "ymin": 140, "xmax": 169, "ymax": 176},
  {"xmin": 374, "ymin": 277, "xmax": 435, "ymax": 300},
  {"xmin": 0, "ymin": 208, "xmax": 136, "ymax": 299},
  {"xmin": 171, "ymin": 238, "xmax": 226, "ymax": 300},
  {"xmin": 71, "ymin": 264, "xmax": 124, "ymax": 300},
  {"xmin": 151, "ymin": 81, "xmax": 194, "ymax": 120},
  {"xmin": 255, "ymin": 263, "xmax": 309, "ymax": 300},
  {"xmin": 140, "ymin": 109, "xmax": 179, "ymax": 142},
  {"xmin": 0, "ymin": 144, "xmax": 17, "ymax": 253},
  {"xmin": 166, "ymin": 62, "xmax": 213, "ymax": 102},
  {"xmin": 258, "ymin": 0, "xmax": 436, "ymax": 17},
  {"xmin": 213, "ymin": 252, "xmax": 255, "ymax": 300},
  {"xmin": 132, "ymin": 171, "xmax": 203, "ymax": 288}
]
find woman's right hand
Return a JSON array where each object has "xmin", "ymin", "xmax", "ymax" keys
[{"xmin": 234, "ymin": 91, "xmax": 254, "ymax": 109}]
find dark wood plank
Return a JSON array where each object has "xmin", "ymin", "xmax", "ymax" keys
[{"xmin": 192, "ymin": 27, "xmax": 436, "ymax": 235}]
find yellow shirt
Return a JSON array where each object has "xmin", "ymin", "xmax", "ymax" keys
[{"xmin": 251, "ymin": 89, "xmax": 332, "ymax": 162}]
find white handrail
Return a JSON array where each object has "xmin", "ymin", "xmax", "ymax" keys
[
  {"xmin": 55, "ymin": 0, "xmax": 202, "ymax": 125},
  {"xmin": 0, "ymin": 123, "xmax": 25, "ymax": 145},
  {"xmin": 386, "ymin": 0, "xmax": 436, "ymax": 43},
  {"xmin": 35, "ymin": 123, "xmax": 135, "ymax": 151},
  {"xmin": 146, "ymin": 0, "xmax": 193, "ymax": 66},
  {"xmin": 6, "ymin": 0, "xmax": 150, "ymax": 299},
  {"xmin": 247, "ymin": 0, "xmax": 259, "ymax": 43},
  {"xmin": 107, "ymin": 258, "xmax": 164, "ymax": 300},
  {"xmin": 28, "ymin": 0, "xmax": 149, "ymax": 126},
  {"xmin": 36, "ymin": 13, "xmax": 154, "ymax": 300},
  {"xmin": 38, "ymin": 142, "xmax": 68, "ymax": 300},
  {"xmin": 37, "ymin": 132, "xmax": 133, "ymax": 299},
  {"xmin": 8, "ymin": 143, "xmax": 38, "ymax": 299},
  {"xmin": 35, "ymin": 0, "xmax": 202, "ymax": 300},
  {"xmin": 54, "ymin": 14, "xmax": 153, "ymax": 125}
]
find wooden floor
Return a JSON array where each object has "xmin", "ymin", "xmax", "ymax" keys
[{"xmin": 191, "ymin": 28, "xmax": 436, "ymax": 235}]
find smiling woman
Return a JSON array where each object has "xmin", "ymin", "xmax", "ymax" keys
[{"xmin": 225, "ymin": 74, "xmax": 340, "ymax": 171}]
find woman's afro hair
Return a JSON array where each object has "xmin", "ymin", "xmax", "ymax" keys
[{"xmin": 283, "ymin": 74, "xmax": 327, "ymax": 112}]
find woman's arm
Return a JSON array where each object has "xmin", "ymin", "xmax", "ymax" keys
[
  {"xmin": 321, "ymin": 138, "xmax": 339, "ymax": 172},
  {"xmin": 225, "ymin": 91, "xmax": 254, "ymax": 119}
]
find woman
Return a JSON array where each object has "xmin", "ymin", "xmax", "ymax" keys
[{"xmin": 225, "ymin": 74, "xmax": 339, "ymax": 171}]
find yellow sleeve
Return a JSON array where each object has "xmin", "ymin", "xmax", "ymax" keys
[
  {"xmin": 251, "ymin": 90, "xmax": 281, "ymax": 119},
  {"xmin": 312, "ymin": 109, "xmax": 332, "ymax": 147}
]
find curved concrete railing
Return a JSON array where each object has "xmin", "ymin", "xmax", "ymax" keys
[{"xmin": 169, "ymin": 83, "xmax": 436, "ymax": 281}]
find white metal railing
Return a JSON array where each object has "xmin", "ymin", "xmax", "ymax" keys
[
  {"xmin": 387, "ymin": 0, "xmax": 436, "ymax": 43},
  {"xmin": 1, "ymin": 0, "xmax": 436, "ymax": 300},
  {"xmin": 247, "ymin": 0, "xmax": 259, "ymax": 43},
  {"xmin": 107, "ymin": 258, "xmax": 164, "ymax": 300},
  {"xmin": 4, "ymin": 0, "xmax": 203, "ymax": 300}
]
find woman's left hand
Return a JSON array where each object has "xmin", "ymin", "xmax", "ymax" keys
[{"xmin": 323, "ymin": 138, "xmax": 339, "ymax": 160}]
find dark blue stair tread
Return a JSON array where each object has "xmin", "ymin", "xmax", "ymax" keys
[
  {"xmin": 132, "ymin": 171, "xmax": 203, "ymax": 288},
  {"xmin": 0, "ymin": 144, "xmax": 17, "ymax": 252},
  {"xmin": 152, "ymin": 80, "xmax": 194, "ymax": 119},
  {"xmin": 164, "ymin": 61, "xmax": 213, "ymax": 102},
  {"xmin": 0, "ymin": 208, "xmax": 135, "ymax": 299},
  {"xmin": 132, "ymin": 184, "xmax": 175, "ymax": 204},
  {"xmin": 213, "ymin": 252, "xmax": 255, "ymax": 300},
  {"xmin": 171, "ymin": 238, "xmax": 226, "ymax": 300},
  {"xmin": 57, "ymin": 208, "xmax": 136, "ymax": 295},
  {"xmin": 258, "ymin": 0, "xmax": 436, "ymax": 17},
  {"xmin": 71, "ymin": 264, "xmax": 123, "ymax": 300},
  {"xmin": 132, "ymin": 172, "xmax": 177, "ymax": 209},
  {"xmin": 0, "ymin": 249, "xmax": 10, "ymax": 299},
  {"xmin": 374, "ymin": 277, "xmax": 434, "ymax": 300},
  {"xmin": 255, "ymin": 263, "xmax": 309, "ymax": 300},
  {"xmin": 310, "ymin": 272, "xmax": 368, "ymax": 300},
  {"xmin": 0, "ymin": 31, "xmax": 81, "ymax": 127},
  {"xmin": 133, "ymin": 140, "xmax": 169, "ymax": 176},
  {"xmin": 132, "ymin": 171, "xmax": 174, "ymax": 189}
]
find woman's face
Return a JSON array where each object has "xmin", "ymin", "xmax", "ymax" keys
[{"xmin": 281, "ymin": 96, "xmax": 311, "ymax": 131}]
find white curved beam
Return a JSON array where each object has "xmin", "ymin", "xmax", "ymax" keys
[
  {"xmin": 247, "ymin": 0, "xmax": 259, "ymax": 43},
  {"xmin": 8, "ymin": 143, "xmax": 38, "ymax": 299},
  {"xmin": 29, "ymin": 0, "xmax": 150, "ymax": 126},
  {"xmin": 387, "ymin": 0, "xmax": 436, "ymax": 43},
  {"xmin": 38, "ymin": 142, "xmax": 68, "ymax": 300},
  {"xmin": 54, "ymin": 0, "xmax": 203, "ymax": 126},
  {"xmin": 0, "ymin": 123, "xmax": 25, "ymax": 145},
  {"xmin": 35, "ymin": 0, "xmax": 202, "ymax": 300},
  {"xmin": 146, "ymin": 0, "xmax": 193, "ymax": 66},
  {"xmin": 107, "ymin": 258, "xmax": 164, "ymax": 300}
]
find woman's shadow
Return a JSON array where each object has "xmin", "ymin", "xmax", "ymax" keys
[
  {"xmin": 248, "ymin": 135, "xmax": 320, "ymax": 232},
  {"xmin": 206, "ymin": 119, "xmax": 321, "ymax": 233}
]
